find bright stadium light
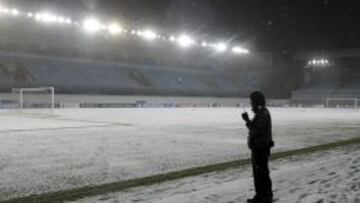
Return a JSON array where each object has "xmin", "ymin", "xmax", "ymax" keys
[
  {"xmin": 35, "ymin": 12, "xmax": 59, "ymax": 23},
  {"xmin": 1, "ymin": 8, "xmax": 10, "ymax": 14},
  {"xmin": 108, "ymin": 23, "xmax": 122, "ymax": 35},
  {"xmin": 42, "ymin": 13, "xmax": 57, "ymax": 22},
  {"xmin": 11, "ymin": 8, "xmax": 19, "ymax": 16},
  {"xmin": 57, "ymin": 16, "xmax": 66, "ymax": 24},
  {"xmin": 27, "ymin": 12, "xmax": 33, "ymax": 17},
  {"xmin": 177, "ymin": 35, "xmax": 195, "ymax": 48},
  {"xmin": 232, "ymin": 46, "xmax": 250, "ymax": 54},
  {"xmin": 83, "ymin": 18, "xmax": 101, "ymax": 33},
  {"xmin": 35, "ymin": 13, "xmax": 41, "ymax": 21},
  {"xmin": 141, "ymin": 29, "xmax": 157, "ymax": 40},
  {"xmin": 65, "ymin": 18, "xmax": 72, "ymax": 24},
  {"xmin": 308, "ymin": 58, "xmax": 330, "ymax": 66},
  {"xmin": 169, "ymin": 36, "xmax": 176, "ymax": 41},
  {"xmin": 214, "ymin": 43, "xmax": 228, "ymax": 52}
]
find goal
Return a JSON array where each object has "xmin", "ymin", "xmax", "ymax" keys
[
  {"xmin": 325, "ymin": 98, "xmax": 359, "ymax": 109},
  {"xmin": 11, "ymin": 87, "xmax": 55, "ymax": 109}
]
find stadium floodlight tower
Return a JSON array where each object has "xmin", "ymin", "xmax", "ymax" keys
[{"xmin": 11, "ymin": 86, "xmax": 55, "ymax": 110}]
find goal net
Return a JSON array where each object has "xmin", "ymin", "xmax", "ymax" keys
[
  {"xmin": 11, "ymin": 87, "xmax": 55, "ymax": 110},
  {"xmin": 325, "ymin": 98, "xmax": 359, "ymax": 109}
]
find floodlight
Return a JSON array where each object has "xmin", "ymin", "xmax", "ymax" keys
[
  {"xmin": 65, "ymin": 18, "xmax": 72, "ymax": 24},
  {"xmin": 214, "ymin": 43, "xmax": 227, "ymax": 52},
  {"xmin": 201, "ymin": 42, "xmax": 208, "ymax": 47},
  {"xmin": 57, "ymin": 17, "xmax": 66, "ymax": 24},
  {"xmin": 141, "ymin": 30, "xmax": 157, "ymax": 40},
  {"xmin": 2, "ymin": 8, "xmax": 10, "ymax": 14},
  {"xmin": 35, "ymin": 13, "xmax": 41, "ymax": 21},
  {"xmin": 309, "ymin": 58, "xmax": 330, "ymax": 66},
  {"xmin": 232, "ymin": 46, "xmax": 250, "ymax": 54},
  {"xmin": 27, "ymin": 12, "xmax": 33, "ymax": 17},
  {"xmin": 169, "ymin": 36, "xmax": 176, "ymax": 41},
  {"xmin": 177, "ymin": 35, "xmax": 195, "ymax": 48},
  {"xmin": 11, "ymin": 9, "xmax": 19, "ymax": 16},
  {"xmin": 36, "ymin": 12, "xmax": 57, "ymax": 23},
  {"xmin": 83, "ymin": 18, "xmax": 101, "ymax": 33},
  {"xmin": 108, "ymin": 23, "xmax": 122, "ymax": 35}
]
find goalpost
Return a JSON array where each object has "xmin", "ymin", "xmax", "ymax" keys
[
  {"xmin": 325, "ymin": 98, "xmax": 359, "ymax": 109},
  {"xmin": 11, "ymin": 87, "xmax": 55, "ymax": 110}
]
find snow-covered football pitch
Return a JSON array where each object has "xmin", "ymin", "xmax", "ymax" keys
[{"xmin": 0, "ymin": 107, "xmax": 359, "ymax": 202}]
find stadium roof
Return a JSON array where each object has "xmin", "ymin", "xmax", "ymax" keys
[
  {"xmin": 1, "ymin": 0, "xmax": 359, "ymax": 53},
  {"xmin": 0, "ymin": 2, "xmax": 251, "ymax": 56}
]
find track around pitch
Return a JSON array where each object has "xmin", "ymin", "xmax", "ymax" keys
[{"xmin": 2, "ymin": 137, "xmax": 360, "ymax": 203}]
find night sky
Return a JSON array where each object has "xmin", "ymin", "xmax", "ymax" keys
[{"xmin": 3, "ymin": 0, "xmax": 360, "ymax": 52}]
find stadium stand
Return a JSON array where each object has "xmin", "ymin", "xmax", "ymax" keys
[
  {"xmin": 292, "ymin": 50, "xmax": 360, "ymax": 107},
  {"xmin": 0, "ymin": 13, "xmax": 273, "ymax": 98},
  {"xmin": 0, "ymin": 51, "xmax": 252, "ymax": 96}
]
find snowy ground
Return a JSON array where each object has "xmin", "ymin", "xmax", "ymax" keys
[
  {"xmin": 71, "ymin": 143, "xmax": 360, "ymax": 203},
  {"xmin": 0, "ymin": 108, "xmax": 359, "ymax": 201}
]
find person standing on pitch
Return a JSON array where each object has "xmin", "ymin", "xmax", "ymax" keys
[{"xmin": 242, "ymin": 91, "xmax": 274, "ymax": 203}]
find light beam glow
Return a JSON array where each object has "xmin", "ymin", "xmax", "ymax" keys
[
  {"xmin": 11, "ymin": 9, "xmax": 19, "ymax": 16},
  {"xmin": 232, "ymin": 46, "xmax": 250, "ymax": 54},
  {"xmin": 108, "ymin": 23, "xmax": 122, "ymax": 35},
  {"xmin": 177, "ymin": 35, "xmax": 195, "ymax": 48},
  {"xmin": 83, "ymin": 18, "xmax": 101, "ymax": 33},
  {"xmin": 141, "ymin": 29, "xmax": 157, "ymax": 40},
  {"xmin": 214, "ymin": 43, "xmax": 227, "ymax": 52}
]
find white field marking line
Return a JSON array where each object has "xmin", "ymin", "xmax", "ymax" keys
[
  {"xmin": 0, "ymin": 123, "xmax": 123, "ymax": 134},
  {"xmin": 0, "ymin": 111, "xmax": 133, "ymax": 126}
]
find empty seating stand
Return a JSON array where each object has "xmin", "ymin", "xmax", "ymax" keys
[{"xmin": 0, "ymin": 51, "xmax": 244, "ymax": 96}]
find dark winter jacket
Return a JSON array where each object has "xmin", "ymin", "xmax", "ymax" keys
[{"xmin": 246, "ymin": 107, "xmax": 274, "ymax": 150}]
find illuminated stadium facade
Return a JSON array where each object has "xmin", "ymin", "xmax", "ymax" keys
[
  {"xmin": 0, "ymin": 3, "xmax": 297, "ymax": 99},
  {"xmin": 292, "ymin": 49, "xmax": 360, "ymax": 107}
]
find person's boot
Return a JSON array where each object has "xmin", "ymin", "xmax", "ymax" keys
[
  {"xmin": 247, "ymin": 196, "xmax": 260, "ymax": 203},
  {"xmin": 260, "ymin": 196, "xmax": 273, "ymax": 203}
]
